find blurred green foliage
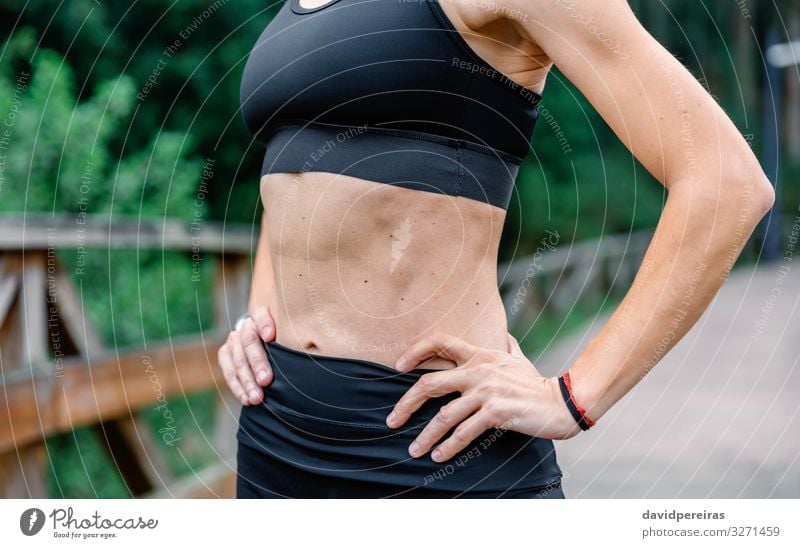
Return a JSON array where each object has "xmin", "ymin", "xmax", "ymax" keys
[
  {"xmin": 1, "ymin": 0, "xmax": 277, "ymax": 222},
  {"xmin": 0, "ymin": 27, "xmax": 204, "ymax": 218},
  {"xmin": 1, "ymin": 6, "xmax": 228, "ymax": 496},
  {"xmin": 47, "ymin": 427, "xmax": 131, "ymax": 499}
]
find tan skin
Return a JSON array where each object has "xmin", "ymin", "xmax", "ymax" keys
[{"xmin": 218, "ymin": 0, "xmax": 775, "ymax": 463}]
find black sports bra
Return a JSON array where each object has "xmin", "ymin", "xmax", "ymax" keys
[{"xmin": 239, "ymin": 0, "xmax": 543, "ymax": 209}]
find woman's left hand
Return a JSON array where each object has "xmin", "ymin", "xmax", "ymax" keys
[{"xmin": 386, "ymin": 332, "xmax": 581, "ymax": 462}]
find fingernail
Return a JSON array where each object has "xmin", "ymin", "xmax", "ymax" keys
[
  {"xmin": 386, "ymin": 411, "xmax": 396, "ymax": 426},
  {"xmin": 249, "ymin": 390, "xmax": 260, "ymax": 400},
  {"xmin": 408, "ymin": 442, "xmax": 420, "ymax": 456},
  {"xmin": 431, "ymin": 449, "xmax": 442, "ymax": 462},
  {"xmin": 395, "ymin": 356, "xmax": 407, "ymax": 370},
  {"xmin": 257, "ymin": 371, "xmax": 268, "ymax": 383}
]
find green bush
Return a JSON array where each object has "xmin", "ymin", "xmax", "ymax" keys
[{"xmin": 1, "ymin": 28, "xmax": 219, "ymax": 497}]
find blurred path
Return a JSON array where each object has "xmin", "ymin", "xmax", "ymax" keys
[{"xmin": 534, "ymin": 261, "xmax": 800, "ymax": 498}]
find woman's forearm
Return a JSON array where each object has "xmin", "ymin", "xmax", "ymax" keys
[{"xmin": 569, "ymin": 174, "xmax": 774, "ymax": 422}]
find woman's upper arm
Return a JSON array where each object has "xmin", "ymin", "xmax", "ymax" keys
[{"xmin": 506, "ymin": 0, "xmax": 773, "ymax": 204}]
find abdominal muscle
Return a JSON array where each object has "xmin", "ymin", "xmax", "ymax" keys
[{"xmin": 259, "ymin": 171, "xmax": 510, "ymax": 370}]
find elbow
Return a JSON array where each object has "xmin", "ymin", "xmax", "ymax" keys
[
  {"xmin": 735, "ymin": 154, "xmax": 776, "ymax": 218},
  {"xmin": 720, "ymin": 170, "xmax": 776, "ymax": 223},
  {"xmin": 745, "ymin": 174, "xmax": 776, "ymax": 220},
  {"xmin": 709, "ymin": 147, "xmax": 776, "ymax": 220},
  {"xmin": 755, "ymin": 178, "xmax": 776, "ymax": 217}
]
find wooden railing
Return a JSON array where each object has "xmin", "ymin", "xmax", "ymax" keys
[
  {"xmin": 0, "ymin": 213, "xmax": 255, "ymax": 498},
  {"xmin": 499, "ymin": 229, "xmax": 654, "ymax": 333},
  {"xmin": 0, "ymin": 213, "xmax": 654, "ymax": 498}
]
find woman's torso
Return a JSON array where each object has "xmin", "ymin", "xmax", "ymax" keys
[
  {"xmin": 260, "ymin": 171, "xmax": 509, "ymax": 369},
  {"xmin": 246, "ymin": 0, "xmax": 551, "ymax": 369}
]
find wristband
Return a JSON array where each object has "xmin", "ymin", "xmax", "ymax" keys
[{"xmin": 557, "ymin": 372, "xmax": 596, "ymax": 431}]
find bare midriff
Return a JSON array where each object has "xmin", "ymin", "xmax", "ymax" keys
[{"xmin": 259, "ymin": 171, "xmax": 509, "ymax": 371}]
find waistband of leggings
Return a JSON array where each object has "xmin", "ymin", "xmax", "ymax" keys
[{"xmin": 263, "ymin": 340, "xmax": 459, "ymax": 428}]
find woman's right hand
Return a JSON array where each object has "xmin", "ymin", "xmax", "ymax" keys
[{"xmin": 217, "ymin": 304, "xmax": 276, "ymax": 405}]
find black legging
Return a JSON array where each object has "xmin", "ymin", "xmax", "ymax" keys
[{"xmin": 235, "ymin": 341, "xmax": 565, "ymax": 499}]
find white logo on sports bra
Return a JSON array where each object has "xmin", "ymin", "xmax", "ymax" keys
[{"xmin": 296, "ymin": 0, "xmax": 338, "ymax": 10}]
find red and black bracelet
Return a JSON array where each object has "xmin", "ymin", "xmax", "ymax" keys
[{"xmin": 557, "ymin": 371, "xmax": 596, "ymax": 431}]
